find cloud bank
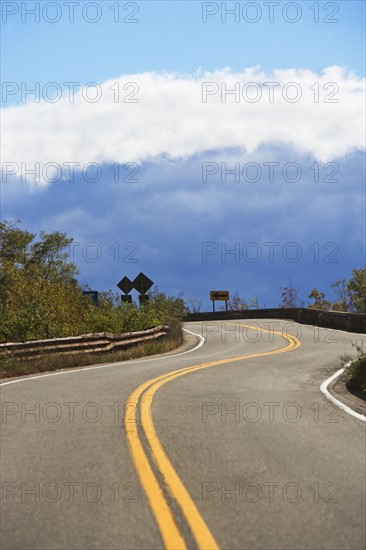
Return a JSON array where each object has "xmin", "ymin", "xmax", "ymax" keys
[
  {"xmin": 2, "ymin": 146, "xmax": 364, "ymax": 307},
  {"xmin": 2, "ymin": 66, "xmax": 365, "ymax": 185}
]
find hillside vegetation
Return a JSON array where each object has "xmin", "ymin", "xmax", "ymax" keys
[{"xmin": 0, "ymin": 220, "xmax": 187, "ymax": 343}]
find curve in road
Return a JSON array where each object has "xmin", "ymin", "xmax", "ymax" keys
[{"xmin": 125, "ymin": 324, "xmax": 300, "ymax": 549}]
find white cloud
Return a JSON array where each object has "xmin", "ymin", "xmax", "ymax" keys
[{"xmin": 2, "ymin": 66, "xmax": 365, "ymax": 185}]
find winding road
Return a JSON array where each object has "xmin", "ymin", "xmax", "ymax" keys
[{"xmin": 1, "ymin": 320, "xmax": 365, "ymax": 550}]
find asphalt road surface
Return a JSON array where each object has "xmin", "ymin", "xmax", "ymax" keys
[{"xmin": 1, "ymin": 320, "xmax": 365, "ymax": 550}]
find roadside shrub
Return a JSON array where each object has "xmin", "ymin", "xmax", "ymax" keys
[{"xmin": 346, "ymin": 354, "xmax": 366, "ymax": 392}]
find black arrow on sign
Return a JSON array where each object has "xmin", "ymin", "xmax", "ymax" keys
[{"xmin": 212, "ymin": 292, "xmax": 228, "ymax": 300}]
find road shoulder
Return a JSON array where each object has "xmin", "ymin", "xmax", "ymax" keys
[{"xmin": 328, "ymin": 371, "xmax": 366, "ymax": 416}]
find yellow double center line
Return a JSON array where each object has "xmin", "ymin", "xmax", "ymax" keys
[{"xmin": 124, "ymin": 323, "xmax": 301, "ymax": 549}]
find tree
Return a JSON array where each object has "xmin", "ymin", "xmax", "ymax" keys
[
  {"xmin": 27, "ymin": 230, "xmax": 78, "ymax": 283},
  {"xmin": 308, "ymin": 288, "xmax": 331, "ymax": 310},
  {"xmin": 279, "ymin": 278, "xmax": 304, "ymax": 308},
  {"xmin": 331, "ymin": 278, "xmax": 350, "ymax": 311},
  {"xmin": 148, "ymin": 287, "xmax": 188, "ymax": 320},
  {"xmin": 346, "ymin": 267, "xmax": 366, "ymax": 313},
  {"xmin": 327, "ymin": 269, "xmax": 366, "ymax": 313},
  {"xmin": 0, "ymin": 220, "xmax": 34, "ymax": 308},
  {"xmin": 226, "ymin": 291, "xmax": 247, "ymax": 311},
  {"xmin": 187, "ymin": 298, "xmax": 202, "ymax": 313},
  {"xmin": 0, "ymin": 220, "xmax": 83, "ymax": 341},
  {"xmin": 248, "ymin": 296, "xmax": 261, "ymax": 309},
  {"xmin": 0, "ymin": 219, "xmax": 34, "ymax": 266}
]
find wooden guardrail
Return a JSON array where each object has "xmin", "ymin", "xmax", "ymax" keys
[{"xmin": 0, "ymin": 326, "xmax": 169, "ymax": 360}]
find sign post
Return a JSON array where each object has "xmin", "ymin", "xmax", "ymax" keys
[
  {"xmin": 117, "ymin": 273, "xmax": 154, "ymax": 306},
  {"xmin": 117, "ymin": 276, "xmax": 134, "ymax": 304},
  {"xmin": 210, "ymin": 290, "xmax": 230, "ymax": 312}
]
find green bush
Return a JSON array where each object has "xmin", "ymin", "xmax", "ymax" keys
[
  {"xmin": 148, "ymin": 288, "xmax": 188, "ymax": 321},
  {"xmin": 347, "ymin": 355, "xmax": 366, "ymax": 392}
]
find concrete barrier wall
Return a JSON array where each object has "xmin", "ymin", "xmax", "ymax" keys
[{"xmin": 185, "ymin": 309, "xmax": 366, "ymax": 334}]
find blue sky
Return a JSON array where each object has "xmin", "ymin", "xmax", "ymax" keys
[
  {"xmin": 2, "ymin": 1, "xmax": 365, "ymax": 86},
  {"xmin": 1, "ymin": 1, "xmax": 365, "ymax": 309}
]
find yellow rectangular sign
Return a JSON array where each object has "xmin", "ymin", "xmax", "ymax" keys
[{"xmin": 210, "ymin": 290, "xmax": 230, "ymax": 301}]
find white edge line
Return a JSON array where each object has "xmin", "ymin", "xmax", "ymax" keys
[
  {"xmin": 0, "ymin": 328, "xmax": 205, "ymax": 388},
  {"xmin": 320, "ymin": 361, "xmax": 366, "ymax": 422}
]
